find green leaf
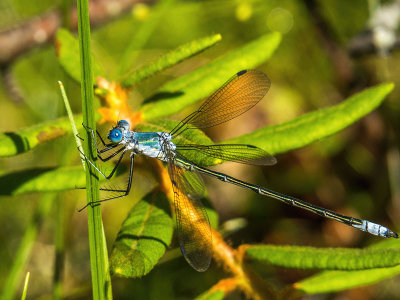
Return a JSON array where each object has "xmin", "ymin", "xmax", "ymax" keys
[
  {"xmin": 56, "ymin": 28, "xmax": 104, "ymax": 83},
  {"xmin": 121, "ymin": 34, "xmax": 222, "ymax": 88},
  {"xmin": 139, "ymin": 32, "xmax": 281, "ymax": 121},
  {"xmin": 296, "ymin": 266, "xmax": 400, "ymax": 294},
  {"xmin": 195, "ymin": 290, "xmax": 225, "ymax": 300},
  {"xmin": 246, "ymin": 245, "xmax": 400, "ymax": 270},
  {"xmin": 0, "ymin": 112, "xmax": 101, "ymax": 157},
  {"xmin": 227, "ymin": 83, "xmax": 394, "ymax": 155},
  {"xmin": 118, "ymin": 0, "xmax": 177, "ymax": 76},
  {"xmin": 111, "ymin": 191, "xmax": 173, "ymax": 277},
  {"xmin": 0, "ymin": 115, "xmax": 80, "ymax": 157},
  {"xmin": 295, "ymin": 239, "xmax": 400, "ymax": 294},
  {"xmin": 0, "ymin": 165, "xmax": 122, "ymax": 195}
]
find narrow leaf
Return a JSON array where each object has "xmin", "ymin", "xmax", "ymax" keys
[
  {"xmin": 295, "ymin": 266, "xmax": 400, "ymax": 294},
  {"xmin": 246, "ymin": 245, "xmax": 400, "ymax": 270},
  {"xmin": 227, "ymin": 83, "xmax": 394, "ymax": 155},
  {"xmin": 111, "ymin": 191, "xmax": 173, "ymax": 277},
  {"xmin": 121, "ymin": 34, "xmax": 222, "ymax": 88},
  {"xmin": 0, "ymin": 165, "xmax": 122, "ymax": 195},
  {"xmin": 55, "ymin": 28, "xmax": 104, "ymax": 83},
  {"xmin": 294, "ymin": 239, "xmax": 400, "ymax": 294},
  {"xmin": 118, "ymin": 0, "xmax": 176, "ymax": 76},
  {"xmin": 139, "ymin": 32, "xmax": 281, "ymax": 121},
  {"xmin": 0, "ymin": 112, "xmax": 100, "ymax": 157},
  {"xmin": 59, "ymin": 81, "xmax": 85, "ymax": 169},
  {"xmin": 195, "ymin": 290, "xmax": 225, "ymax": 300}
]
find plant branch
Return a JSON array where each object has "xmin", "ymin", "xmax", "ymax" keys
[
  {"xmin": 76, "ymin": 0, "xmax": 112, "ymax": 298},
  {"xmin": 0, "ymin": 0, "xmax": 156, "ymax": 68}
]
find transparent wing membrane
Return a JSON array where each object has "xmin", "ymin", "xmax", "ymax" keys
[
  {"xmin": 168, "ymin": 162, "xmax": 212, "ymax": 272},
  {"xmin": 170, "ymin": 70, "xmax": 270, "ymax": 136},
  {"xmin": 176, "ymin": 144, "xmax": 277, "ymax": 166}
]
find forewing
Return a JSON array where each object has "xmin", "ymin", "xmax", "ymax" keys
[
  {"xmin": 168, "ymin": 162, "xmax": 212, "ymax": 272},
  {"xmin": 190, "ymin": 70, "xmax": 270, "ymax": 129},
  {"xmin": 176, "ymin": 144, "xmax": 277, "ymax": 166}
]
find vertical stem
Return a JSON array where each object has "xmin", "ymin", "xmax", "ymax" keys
[{"xmin": 76, "ymin": 0, "xmax": 112, "ymax": 299}]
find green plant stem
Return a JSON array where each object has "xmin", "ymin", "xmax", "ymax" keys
[
  {"xmin": 76, "ymin": 0, "xmax": 112, "ymax": 299},
  {"xmin": 21, "ymin": 272, "xmax": 30, "ymax": 300},
  {"xmin": 59, "ymin": 81, "xmax": 85, "ymax": 169}
]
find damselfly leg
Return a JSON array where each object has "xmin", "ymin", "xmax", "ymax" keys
[{"xmin": 77, "ymin": 124, "xmax": 135, "ymax": 211}]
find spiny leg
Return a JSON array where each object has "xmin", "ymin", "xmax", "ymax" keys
[
  {"xmin": 78, "ymin": 147, "xmax": 127, "ymax": 179},
  {"xmin": 78, "ymin": 154, "xmax": 135, "ymax": 212},
  {"xmin": 96, "ymin": 145, "xmax": 126, "ymax": 162},
  {"xmin": 82, "ymin": 123, "xmax": 118, "ymax": 155}
]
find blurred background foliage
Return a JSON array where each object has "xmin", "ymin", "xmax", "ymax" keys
[{"xmin": 0, "ymin": 0, "xmax": 399, "ymax": 299}]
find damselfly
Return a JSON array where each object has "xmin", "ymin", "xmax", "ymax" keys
[{"xmin": 79, "ymin": 70, "xmax": 398, "ymax": 272}]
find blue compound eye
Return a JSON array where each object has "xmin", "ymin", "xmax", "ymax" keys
[
  {"xmin": 108, "ymin": 128, "xmax": 123, "ymax": 143},
  {"xmin": 117, "ymin": 120, "xmax": 130, "ymax": 131}
]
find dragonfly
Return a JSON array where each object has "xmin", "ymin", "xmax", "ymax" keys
[{"xmin": 79, "ymin": 69, "xmax": 398, "ymax": 272}]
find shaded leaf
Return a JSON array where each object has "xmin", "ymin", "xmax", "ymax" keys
[
  {"xmin": 111, "ymin": 191, "xmax": 173, "ymax": 277},
  {"xmin": 121, "ymin": 34, "xmax": 222, "ymax": 88},
  {"xmin": 246, "ymin": 244, "xmax": 400, "ymax": 270},
  {"xmin": 195, "ymin": 290, "xmax": 225, "ymax": 300},
  {"xmin": 227, "ymin": 83, "xmax": 394, "ymax": 155},
  {"xmin": 55, "ymin": 28, "xmax": 104, "ymax": 82},
  {"xmin": 139, "ymin": 32, "xmax": 281, "ymax": 120}
]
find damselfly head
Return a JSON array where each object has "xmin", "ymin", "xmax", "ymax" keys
[{"xmin": 108, "ymin": 128, "xmax": 123, "ymax": 143}]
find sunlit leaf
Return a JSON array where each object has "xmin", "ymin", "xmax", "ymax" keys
[
  {"xmin": 139, "ymin": 32, "xmax": 281, "ymax": 120},
  {"xmin": 0, "ymin": 115, "xmax": 80, "ymax": 157},
  {"xmin": 295, "ymin": 266, "xmax": 400, "ymax": 294},
  {"xmin": 294, "ymin": 239, "xmax": 400, "ymax": 294},
  {"xmin": 55, "ymin": 28, "xmax": 104, "ymax": 82},
  {"xmin": 111, "ymin": 191, "xmax": 173, "ymax": 277},
  {"xmin": 227, "ymin": 83, "xmax": 394, "ymax": 155},
  {"xmin": 246, "ymin": 244, "xmax": 400, "ymax": 270},
  {"xmin": 0, "ymin": 113, "xmax": 103, "ymax": 157},
  {"xmin": 121, "ymin": 34, "xmax": 222, "ymax": 88}
]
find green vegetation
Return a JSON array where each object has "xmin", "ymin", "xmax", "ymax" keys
[{"xmin": 0, "ymin": 0, "xmax": 399, "ymax": 299}]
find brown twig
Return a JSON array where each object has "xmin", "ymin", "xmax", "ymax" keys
[{"xmin": 0, "ymin": 0, "xmax": 156, "ymax": 67}]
